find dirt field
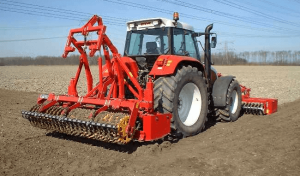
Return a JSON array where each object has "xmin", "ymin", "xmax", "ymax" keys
[
  {"xmin": 0, "ymin": 66, "xmax": 299, "ymax": 104},
  {"xmin": 0, "ymin": 66, "xmax": 300, "ymax": 175}
]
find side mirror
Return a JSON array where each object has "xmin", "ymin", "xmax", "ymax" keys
[{"xmin": 211, "ymin": 35, "xmax": 217, "ymax": 48}]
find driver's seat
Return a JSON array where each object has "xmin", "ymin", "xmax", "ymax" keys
[{"xmin": 146, "ymin": 42, "xmax": 158, "ymax": 54}]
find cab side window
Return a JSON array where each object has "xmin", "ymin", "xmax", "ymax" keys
[
  {"xmin": 185, "ymin": 31, "xmax": 198, "ymax": 59},
  {"xmin": 173, "ymin": 28, "xmax": 199, "ymax": 60},
  {"xmin": 173, "ymin": 28, "xmax": 184, "ymax": 55}
]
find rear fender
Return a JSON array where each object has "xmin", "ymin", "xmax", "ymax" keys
[
  {"xmin": 212, "ymin": 75, "xmax": 235, "ymax": 107},
  {"xmin": 149, "ymin": 55, "xmax": 204, "ymax": 77}
]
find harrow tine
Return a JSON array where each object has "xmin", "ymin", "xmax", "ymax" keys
[
  {"xmin": 242, "ymin": 102, "xmax": 265, "ymax": 115},
  {"xmin": 252, "ymin": 103, "xmax": 256, "ymax": 115},
  {"xmin": 23, "ymin": 105, "xmax": 132, "ymax": 144},
  {"xmin": 254, "ymin": 103, "xmax": 258, "ymax": 115},
  {"xmin": 259, "ymin": 104, "xmax": 264, "ymax": 115}
]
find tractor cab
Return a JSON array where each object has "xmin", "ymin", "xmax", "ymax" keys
[{"xmin": 124, "ymin": 16, "xmax": 201, "ymax": 67}]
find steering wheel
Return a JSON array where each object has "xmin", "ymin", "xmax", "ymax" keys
[
  {"xmin": 177, "ymin": 48, "xmax": 190, "ymax": 56},
  {"xmin": 164, "ymin": 47, "xmax": 176, "ymax": 54}
]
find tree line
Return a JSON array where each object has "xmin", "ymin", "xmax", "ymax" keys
[
  {"xmin": 1, "ymin": 50, "xmax": 300, "ymax": 66},
  {"xmin": 210, "ymin": 50, "xmax": 300, "ymax": 65},
  {"xmin": 0, "ymin": 55, "xmax": 101, "ymax": 66}
]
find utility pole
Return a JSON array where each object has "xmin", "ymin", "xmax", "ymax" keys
[{"xmin": 218, "ymin": 41, "xmax": 234, "ymax": 65}]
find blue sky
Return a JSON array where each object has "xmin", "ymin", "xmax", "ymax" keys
[{"xmin": 0, "ymin": 0, "xmax": 300, "ymax": 57}]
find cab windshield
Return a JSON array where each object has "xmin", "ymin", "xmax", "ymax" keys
[
  {"xmin": 124, "ymin": 28, "xmax": 169, "ymax": 56},
  {"xmin": 124, "ymin": 27, "xmax": 200, "ymax": 60}
]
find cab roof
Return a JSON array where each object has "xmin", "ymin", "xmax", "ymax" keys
[{"xmin": 126, "ymin": 18, "xmax": 194, "ymax": 31}]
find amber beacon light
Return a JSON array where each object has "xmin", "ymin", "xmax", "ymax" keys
[{"xmin": 173, "ymin": 12, "xmax": 179, "ymax": 21}]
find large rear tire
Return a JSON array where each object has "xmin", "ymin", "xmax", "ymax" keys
[{"xmin": 154, "ymin": 66, "xmax": 208, "ymax": 136}]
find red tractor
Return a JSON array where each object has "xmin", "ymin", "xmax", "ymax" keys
[{"xmin": 22, "ymin": 13, "xmax": 277, "ymax": 144}]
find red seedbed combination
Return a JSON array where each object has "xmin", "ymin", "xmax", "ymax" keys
[{"xmin": 22, "ymin": 13, "xmax": 277, "ymax": 144}]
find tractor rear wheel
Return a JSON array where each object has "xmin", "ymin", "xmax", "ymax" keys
[{"xmin": 154, "ymin": 66, "xmax": 208, "ymax": 137}]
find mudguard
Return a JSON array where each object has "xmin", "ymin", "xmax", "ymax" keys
[
  {"xmin": 149, "ymin": 55, "xmax": 204, "ymax": 76},
  {"xmin": 212, "ymin": 75, "xmax": 235, "ymax": 107}
]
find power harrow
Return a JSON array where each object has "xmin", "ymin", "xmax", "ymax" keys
[
  {"xmin": 240, "ymin": 85, "xmax": 277, "ymax": 115},
  {"xmin": 21, "ymin": 14, "xmax": 277, "ymax": 145},
  {"xmin": 21, "ymin": 15, "xmax": 170, "ymax": 145}
]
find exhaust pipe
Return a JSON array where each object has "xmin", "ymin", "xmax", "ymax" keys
[{"xmin": 205, "ymin": 24, "xmax": 213, "ymax": 89}]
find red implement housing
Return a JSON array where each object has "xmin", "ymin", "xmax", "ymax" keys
[{"xmin": 240, "ymin": 85, "xmax": 278, "ymax": 115}]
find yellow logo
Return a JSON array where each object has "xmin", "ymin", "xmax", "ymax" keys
[{"xmin": 166, "ymin": 60, "xmax": 172, "ymax": 66}]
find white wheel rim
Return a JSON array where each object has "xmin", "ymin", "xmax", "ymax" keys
[
  {"xmin": 229, "ymin": 90, "xmax": 238, "ymax": 114},
  {"xmin": 177, "ymin": 83, "xmax": 202, "ymax": 126}
]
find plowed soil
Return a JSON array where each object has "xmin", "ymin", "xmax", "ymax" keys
[
  {"xmin": 0, "ymin": 65, "xmax": 300, "ymax": 175},
  {"xmin": 0, "ymin": 88, "xmax": 299, "ymax": 176}
]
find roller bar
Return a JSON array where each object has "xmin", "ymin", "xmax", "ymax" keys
[
  {"xmin": 21, "ymin": 111, "xmax": 117, "ymax": 129},
  {"xmin": 242, "ymin": 98, "xmax": 278, "ymax": 115},
  {"xmin": 20, "ymin": 110, "xmax": 134, "ymax": 144}
]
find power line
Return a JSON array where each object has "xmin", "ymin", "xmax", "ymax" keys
[
  {"xmin": 218, "ymin": 41, "xmax": 235, "ymax": 64},
  {"xmin": 258, "ymin": 0, "xmax": 300, "ymax": 16},
  {"xmin": 0, "ymin": 0, "xmax": 128, "ymax": 25},
  {"xmin": 0, "ymin": 4, "xmax": 122, "ymax": 23},
  {"xmin": 193, "ymin": 27, "xmax": 300, "ymax": 38},
  {"xmin": 0, "ymin": 36, "xmax": 67, "ymax": 42},
  {"xmin": 0, "ymin": 25, "xmax": 77, "ymax": 30},
  {"xmin": 104, "ymin": 0, "xmax": 300, "ymax": 34},
  {"xmin": 212, "ymin": 0, "xmax": 300, "ymax": 27},
  {"xmin": 1, "ymin": 29, "xmax": 295, "ymax": 43},
  {"xmin": 0, "ymin": 1, "xmax": 90, "ymax": 19},
  {"xmin": 0, "ymin": 7, "xmax": 124, "ymax": 26},
  {"xmin": 0, "ymin": 1, "xmax": 126, "ymax": 42},
  {"xmin": 0, "ymin": 7, "xmax": 80, "ymax": 21},
  {"xmin": 2, "ymin": 0, "xmax": 92, "ymax": 15},
  {"xmin": 194, "ymin": 26, "xmax": 300, "ymax": 38},
  {"xmin": 9, "ymin": 0, "xmax": 295, "ymax": 36},
  {"xmin": 161, "ymin": 0, "xmax": 300, "ymax": 32},
  {"xmin": 0, "ymin": 0, "xmax": 299, "ymax": 43},
  {"xmin": 232, "ymin": 0, "xmax": 300, "ymax": 18},
  {"xmin": 1, "ymin": 0, "xmax": 130, "ymax": 22},
  {"xmin": 217, "ymin": 32, "xmax": 300, "ymax": 38}
]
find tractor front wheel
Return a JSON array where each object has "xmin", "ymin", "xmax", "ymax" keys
[
  {"xmin": 216, "ymin": 79, "xmax": 242, "ymax": 122},
  {"xmin": 154, "ymin": 66, "xmax": 208, "ymax": 137}
]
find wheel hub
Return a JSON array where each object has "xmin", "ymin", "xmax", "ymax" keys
[
  {"xmin": 177, "ymin": 83, "xmax": 202, "ymax": 126},
  {"xmin": 178, "ymin": 97, "xmax": 183, "ymax": 110},
  {"xmin": 229, "ymin": 90, "xmax": 238, "ymax": 114}
]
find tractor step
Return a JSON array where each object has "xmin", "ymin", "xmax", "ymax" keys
[{"xmin": 21, "ymin": 105, "xmax": 133, "ymax": 145}]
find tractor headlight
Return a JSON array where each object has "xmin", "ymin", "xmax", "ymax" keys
[
  {"xmin": 129, "ymin": 23, "xmax": 135, "ymax": 28},
  {"xmin": 152, "ymin": 20, "xmax": 159, "ymax": 25}
]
